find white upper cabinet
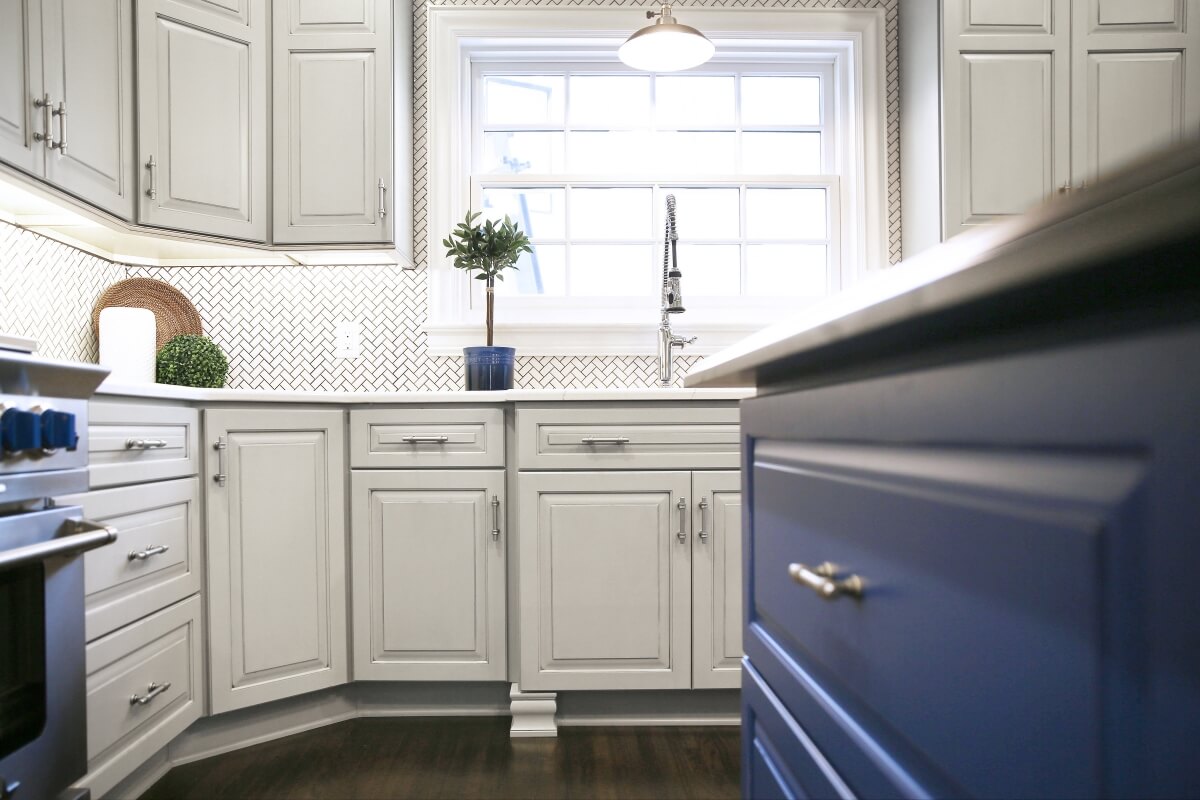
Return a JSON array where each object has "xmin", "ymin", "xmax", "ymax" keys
[
  {"xmin": 1072, "ymin": 0, "xmax": 1199, "ymax": 183},
  {"xmin": 136, "ymin": 0, "xmax": 268, "ymax": 241},
  {"xmin": 942, "ymin": 0, "xmax": 1071, "ymax": 236},
  {"xmin": 941, "ymin": 0, "xmax": 1199, "ymax": 238},
  {"xmin": 0, "ymin": 0, "xmax": 45, "ymax": 175},
  {"xmin": 0, "ymin": 0, "xmax": 135, "ymax": 218},
  {"xmin": 272, "ymin": 0, "xmax": 393, "ymax": 243}
]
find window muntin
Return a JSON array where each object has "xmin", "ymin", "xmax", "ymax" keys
[{"xmin": 472, "ymin": 64, "xmax": 839, "ymax": 304}]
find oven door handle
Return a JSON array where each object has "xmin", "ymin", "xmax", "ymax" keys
[{"xmin": 0, "ymin": 519, "xmax": 118, "ymax": 572}]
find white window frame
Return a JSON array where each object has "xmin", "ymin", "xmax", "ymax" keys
[{"xmin": 426, "ymin": 6, "xmax": 887, "ymax": 355}]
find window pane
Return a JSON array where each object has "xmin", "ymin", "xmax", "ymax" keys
[
  {"xmin": 570, "ymin": 188, "xmax": 653, "ymax": 240},
  {"xmin": 741, "ymin": 132, "xmax": 822, "ymax": 174},
  {"xmin": 654, "ymin": 132, "xmax": 737, "ymax": 174},
  {"xmin": 495, "ymin": 245, "xmax": 566, "ymax": 296},
  {"xmin": 746, "ymin": 188, "xmax": 827, "ymax": 241},
  {"xmin": 746, "ymin": 244, "xmax": 827, "ymax": 296},
  {"xmin": 569, "ymin": 75, "xmax": 651, "ymax": 128},
  {"xmin": 741, "ymin": 76, "xmax": 821, "ymax": 126},
  {"xmin": 568, "ymin": 131, "xmax": 653, "ymax": 173},
  {"xmin": 571, "ymin": 245, "xmax": 655, "ymax": 296},
  {"xmin": 481, "ymin": 132, "xmax": 565, "ymax": 174},
  {"xmin": 678, "ymin": 244, "xmax": 741, "ymax": 295},
  {"xmin": 656, "ymin": 76, "xmax": 735, "ymax": 128},
  {"xmin": 484, "ymin": 76, "xmax": 564, "ymax": 126},
  {"xmin": 660, "ymin": 188, "xmax": 739, "ymax": 240},
  {"xmin": 481, "ymin": 188, "xmax": 565, "ymax": 240}
]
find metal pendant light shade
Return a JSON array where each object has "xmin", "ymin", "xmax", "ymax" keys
[{"xmin": 618, "ymin": 4, "xmax": 714, "ymax": 72}]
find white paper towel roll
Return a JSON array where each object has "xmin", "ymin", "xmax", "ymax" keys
[{"xmin": 99, "ymin": 306, "xmax": 157, "ymax": 383}]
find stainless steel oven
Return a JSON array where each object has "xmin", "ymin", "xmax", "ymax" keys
[{"xmin": 0, "ymin": 346, "xmax": 110, "ymax": 800}]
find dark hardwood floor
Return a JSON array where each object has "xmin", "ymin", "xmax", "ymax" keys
[{"xmin": 138, "ymin": 717, "xmax": 740, "ymax": 800}]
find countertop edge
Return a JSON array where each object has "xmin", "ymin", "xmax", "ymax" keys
[{"xmin": 94, "ymin": 381, "xmax": 755, "ymax": 404}]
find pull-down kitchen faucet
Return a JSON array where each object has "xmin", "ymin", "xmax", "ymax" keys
[{"xmin": 659, "ymin": 194, "xmax": 695, "ymax": 386}]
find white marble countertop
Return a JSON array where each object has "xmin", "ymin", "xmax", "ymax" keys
[
  {"xmin": 96, "ymin": 379, "xmax": 753, "ymax": 404},
  {"xmin": 687, "ymin": 144, "xmax": 1200, "ymax": 389}
]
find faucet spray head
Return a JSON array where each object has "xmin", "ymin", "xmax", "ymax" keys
[{"xmin": 663, "ymin": 194, "xmax": 685, "ymax": 312}]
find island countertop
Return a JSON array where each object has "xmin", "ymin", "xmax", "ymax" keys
[{"xmin": 686, "ymin": 143, "xmax": 1200, "ymax": 391}]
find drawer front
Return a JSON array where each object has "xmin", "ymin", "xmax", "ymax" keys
[
  {"xmin": 58, "ymin": 479, "xmax": 202, "ymax": 641},
  {"xmin": 743, "ymin": 660, "xmax": 850, "ymax": 800},
  {"xmin": 351, "ymin": 407, "xmax": 504, "ymax": 468},
  {"xmin": 516, "ymin": 405, "xmax": 739, "ymax": 470},
  {"xmin": 749, "ymin": 440, "xmax": 1145, "ymax": 799},
  {"xmin": 84, "ymin": 594, "xmax": 204, "ymax": 798},
  {"xmin": 89, "ymin": 400, "xmax": 199, "ymax": 487}
]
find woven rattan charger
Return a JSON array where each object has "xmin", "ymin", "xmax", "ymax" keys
[{"xmin": 92, "ymin": 278, "xmax": 203, "ymax": 351}]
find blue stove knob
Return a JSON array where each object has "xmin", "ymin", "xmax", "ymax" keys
[
  {"xmin": 1, "ymin": 408, "xmax": 41, "ymax": 452},
  {"xmin": 41, "ymin": 410, "xmax": 78, "ymax": 450}
]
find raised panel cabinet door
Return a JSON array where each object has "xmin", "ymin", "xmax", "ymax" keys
[
  {"xmin": 692, "ymin": 471, "xmax": 743, "ymax": 689},
  {"xmin": 272, "ymin": 0, "xmax": 392, "ymax": 243},
  {"xmin": 941, "ymin": 0, "xmax": 1070, "ymax": 237},
  {"xmin": 1072, "ymin": 0, "xmax": 1200, "ymax": 185},
  {"xmin": 40, "ymin": 0, "xmax": 135, "ymax": 219},
  {"xmin": 351, "ymin": 470, "xmax": 505, "ymax": 680},
  {"xmin": 205, "ymin": 408, "xmax": 347, "ymax": 713},
  {"xmin": 136, "ymin": 0, "xmax": 267, "ymax": 240},
  {"xmin": 518, "ymin": 471, "xmax": 692, "ymax": 691},
  {"xmin": 0, "ymin": 0, "xmax": 44, "ymax": 175}
]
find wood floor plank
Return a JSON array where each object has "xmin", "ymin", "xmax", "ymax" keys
[{"xmin": 138, "ymin": 717, "xmax": 741, "ymax": 800}]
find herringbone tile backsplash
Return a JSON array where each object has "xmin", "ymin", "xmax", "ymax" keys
[
  {"xmin": 0, "ymin": 0, "xmax": 898, "ymax": 391},
  {"xmin": 0, "ymin": 218, "xmax": 702, "ymax": 391}
]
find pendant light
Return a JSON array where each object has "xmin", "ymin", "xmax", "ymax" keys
[{"xmin": 618, "ymin": 4, "xmax": 715, "ymax": 73}]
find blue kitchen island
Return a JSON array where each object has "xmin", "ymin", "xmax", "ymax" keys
[{"xmin": 687, "ymin": 144, "xmax": 1200, "ymax": 798}]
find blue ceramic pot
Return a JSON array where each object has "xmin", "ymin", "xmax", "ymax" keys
[{"xmin": 463, "ymin": 346, "xmax": 515, "ymax": 391}]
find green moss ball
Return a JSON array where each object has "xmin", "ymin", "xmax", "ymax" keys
[{"xmin": 156, "ymin": 335, "xmax": 228, "ymax": 388}]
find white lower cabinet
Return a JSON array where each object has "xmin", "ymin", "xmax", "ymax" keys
[
  {"xmin": 205, "ymin": 408, "xmax": 348, "ymax": 713},
  {"xmin": 692, "ymin": 471, "xmax": 743, "ymax": 689},
  {"xmin": 84, "ymin": 594, "xmax": 204, "ymax": 798},
  {"xmin": 351, "ymin": 470, "xmax": 506, "ymax": 680},
  {"xmin": 518, "ymin": 469, "xmax": 743, "ymax": 692}
]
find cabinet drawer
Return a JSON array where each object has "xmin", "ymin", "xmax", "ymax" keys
[
  {"xmin": 516, "ymin": 406, "xmax": 739, "ymax": 470},
  {"xmin": 84, "ymin": 594, "xmax": 204, "ymax": 798},
  {"xmin": 748, "ymin": 440, "xmax": 1143, "ymax": 799},
  {"xmin": 743, "ymin": 660, "xmax": 849, "ymax": 800},
  {"xmin": 89, "ymin": 400, "xmax": 199, "ymax": 487},
  {"xmin": 58, "ymin": 478, "xmax": 202, "ymax": 642},
  {"xmin": 351, "ymin": 407, "xmax": 504, "ymax": 468}
]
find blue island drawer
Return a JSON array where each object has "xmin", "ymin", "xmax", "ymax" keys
[{"xmin": 748, "ymin": 440, "xmax": 1146, "ymax": 798}]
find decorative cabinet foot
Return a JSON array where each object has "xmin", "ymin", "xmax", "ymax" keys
[{"xmin": 510, "ymin": 682, "xmax": 557, "ymax": 738}]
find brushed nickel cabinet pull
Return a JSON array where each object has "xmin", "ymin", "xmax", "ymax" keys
[
  {"xmin": 400, "ymin": 435, "xmax": 449, "ymax": 444},
  {"xmin": 146, "ymin": 156, "xmax": 157, "ymax": 199},
  {"xmin": 213, "ymin": 437, "xmax": 227, "ymax": 486},
  {"xmin": 128, "ymin": 544, "xmax": 169, "ymax": 561},
  {"xmin": 126, "ymin": 438, "xmax": 167, "ymax": 449},
  {"xmin": 789, "ymin": 561, "xmax": 864, "ymax": 600},
  {"xmin": 676, "ymin": 497, "xmax": 687, "ymax": 543},
  {"xmin": 129, "ymin": 681, "xmax": 170, "ymax": 706},
  {"xmin": 580, "ymin": 436, "xmax": 630, "ymax": 445},
  {"xmin": 697, "ymin": 497, "xmax": 709, "ymax": 541},
  {"xmin": 378, "ymin": 178, "xmax": 387, "ymax": 219},
  {"xmin": 51, "ymin": 101, "xmax": 66, "ymax": 152},
  {"xmin": 491, "ymin": 495, "xmax": 501, "ymax": 540},
  {"xmin": 33, "ymin": 94, "xmax": 50, "ymax": 143}
]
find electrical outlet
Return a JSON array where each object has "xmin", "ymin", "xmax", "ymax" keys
[{"xmin": 333, "ymin": 321, "xmax": 361, "ymax": 359}]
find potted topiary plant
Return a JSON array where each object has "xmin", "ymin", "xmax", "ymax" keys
[
  {"xmin": 156, "ymin": 334, "xmax": 229, "ymax": 388},
  {"xmin": 443, "ymin": 210, "xmax": 532, "ymax": 390}
]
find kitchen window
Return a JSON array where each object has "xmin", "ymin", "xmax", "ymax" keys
[{"xmin": 426, "ymin": 8, "xmax": 887, "ymax": 355}]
